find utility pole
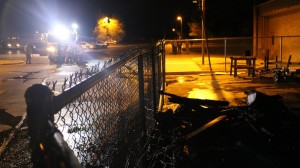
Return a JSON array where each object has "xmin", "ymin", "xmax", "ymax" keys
[
  {"xmin": 201, "ymin": 0, "xmax": 205, "ymax": 65},
  {"xmin": 193, "ymin": 0, "xmax": 206, "ymax": 64}
]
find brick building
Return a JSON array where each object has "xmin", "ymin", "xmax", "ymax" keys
[{"xmin": 254, "ymin": 0, "xmax": 300, "ymax": 62}]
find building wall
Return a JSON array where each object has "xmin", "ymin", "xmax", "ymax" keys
[
  {"xmin": 268, "ymin": 11, "xmax": 300, "ymax": 61},
  {"xmin": 255, "ymin": 0, "xmax": 300, "ymax": 62}
]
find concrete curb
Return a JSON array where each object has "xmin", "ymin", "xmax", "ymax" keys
[{"xmin": 0, "ymin": 60, "xmax": 24, "ymax": 65}]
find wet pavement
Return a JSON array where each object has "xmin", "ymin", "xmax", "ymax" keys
[
  {"xmin": 1, "ymin": 49, "xmax": 300, "ymax": 167},
  {"xmin": 163, "ymin": 51, "xmax": 300, "ymax": 117},
  {"xmin": 0, "ymin": 54, "xmax": 104, "ymax": 155}
]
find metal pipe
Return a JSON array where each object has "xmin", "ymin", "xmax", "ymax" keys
[{"xmin": 138, "ymin": 54, "xmax": 146, "ymax": 136}]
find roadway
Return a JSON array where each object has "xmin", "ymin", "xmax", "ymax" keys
[
  {"xmin": 0, "ymin": 44, "xmax": 142, "ymax": 141},
  {"xmin": 2, "ymin": 43, "xmax": 300, "ymax": 167}
]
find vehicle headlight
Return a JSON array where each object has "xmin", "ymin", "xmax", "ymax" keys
[
  {"xmin": 47, "ymin": 46, "xmax": 56, "ymax": 52},
  {"xmin": 7, "ymin": 43, "xmax": 12, "ymax": 47}
]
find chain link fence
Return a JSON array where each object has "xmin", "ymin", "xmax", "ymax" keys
[
  {"xmin": 2, "ymin": 36, "xmax": 300, "ymax": 167},
  {"xmin": 165, "ymin": 36, "xmax": 300, "ymax": 61},
  {"xmin": 23, "ymin": 42, "xmax": 165, "ymax": 167}
]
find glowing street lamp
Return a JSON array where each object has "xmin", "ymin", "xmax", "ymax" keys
[
  {"xmin": 104, "ymin": 17, "xmax": 110, "ymax": 23},
  {"xmin": 177, "ymin": 16, "xmax": 182, "ymax": 39},
  {"xmin": 72, "ymin": 23, "xmax": 78, "ymax": 32},
  {"xmin": 53, "ymin": 25, "xmax": 69, "ymax": 41},
  {"xmin": 71, "ymin": 23, "xmax": 79, "ymax": 42}
]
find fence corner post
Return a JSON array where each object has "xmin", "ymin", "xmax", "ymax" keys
[
  {"xmin": 24, "ymin": 84, "xmax": 54, "ymax": 166},
  {"xmin": 138, "ymin": 53, "xmax": 146, "ymax": 138}
]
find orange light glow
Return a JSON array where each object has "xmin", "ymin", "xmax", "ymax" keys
[
  {"xmin": 39, "ymin": 143, "xmax": 44, "ymax": 151},
  {"xmin": 177, "ymin": 76, "xmax": 185, "ymax": 83},
  {"xmin": 188, "ymin": 88, "xmax": 218, "ymax": 100}
]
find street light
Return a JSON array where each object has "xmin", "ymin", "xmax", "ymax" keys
[
  {"xmin": 71, "ymin": 23, "xmax": 79, "ymax": 42},
  {"xmin": 104, "ymin": 17, "xmax": 110, "ymax": 23},
  {"xmin": 71, "ymin": 23, "xmax": 78, "ymax": 30},
  {"xmin": 177, "ymin": 16, "xmax": 182, "ymax": 39}
]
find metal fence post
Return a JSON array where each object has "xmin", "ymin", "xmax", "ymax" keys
[
  {"xmin": 161, "ymin": 41, "xmax": 166, "ymax": 107},
  {"xmin": 138, "ymin": 54, "xmax": 146, "ymax": 137},
  {"xmin": 24, "ymin": 84, "xmax": 55, "ymax": 166},
  {"xmin": 25, "ymin": 84, "xmax": 82, "ymax": 168},
  {"xmin": 224, "ymin": 37, "xmax": 227, "ymax": 71},
  {"xmin": 151, "ymin": 44, "xmax": 157, "ymax": 114}
]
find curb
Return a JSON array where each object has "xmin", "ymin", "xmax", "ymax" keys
[{"xmin": 0, "ymin": 60, "xmax": 24, "ymax": 65}]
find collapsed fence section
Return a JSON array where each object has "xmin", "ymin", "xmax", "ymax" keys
[{"xmin": 25, "ymin": 42, "xmax": 165, "ymax": 167}]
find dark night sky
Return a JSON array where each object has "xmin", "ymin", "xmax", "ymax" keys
[{"xmin": 0, "ymin": 0, "xmax": 264, "ymax": 41}]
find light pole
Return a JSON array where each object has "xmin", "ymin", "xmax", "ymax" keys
[
  {"xmin": 71, "ymin": 23, "xmax": 79, "ymax": 42},
  {"xmin": 201, "ymin": 0, "xmax": 205, "ymax": 65},
  {"xmin": 177, "ymin": 16, "xmax": 182, "ymax": 39}
]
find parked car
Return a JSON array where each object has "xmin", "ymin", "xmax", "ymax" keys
[
  {"xmin": 80, "ymin": 42, "xmax": 96, "ymax": 50},
  {"xmin": 103, "ymin": 40, "xmax": 117, "ymax": 45},
  {"xmin": 95, "ymin": 42, "xmax": 108, "ymax": 49},
  {"xmin": 2, "ymin": 36, "xmax": 22, "ymax": 50},
  {"xmin": 32, "ymin": 42, "xmax": 48, "ymax": 56}
]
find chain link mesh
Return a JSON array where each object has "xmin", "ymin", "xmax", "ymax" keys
[{"xmin": 52, "ymin": 44, "xmax": 162, "ymax": 167}]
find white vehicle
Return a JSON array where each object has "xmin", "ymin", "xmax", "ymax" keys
[
  {"xmin": 81, "ymin": 41, "xmax": 108, "ymax": 49},
  {"xmin": 4, "ymin": 36, "xmax": 22, "ymax": 50},
  {"xmin": 95, "ymin": 42, "xmax": 108, "ymax": 49},
  {"xmin": 46, "ymin": 27, "xmax": 78, "ymax": 64},
  {"xmin": 80, "ymin": 42, "xmax": 96, "ymax": 49},
  {"xmin": 103, "ymin": 39, "xmax": 117, "ymax": 45}
]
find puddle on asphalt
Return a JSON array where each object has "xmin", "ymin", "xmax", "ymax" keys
[
  {"xmin": 6, "ymin": 73, "xmax": 43, "ymax": 83},
  {"xmin": 6, "ymin": 73, "xmax": 32, "ymax": 83},
  {"xmin": 199, "ymin": 72, "xmax": 229, "ymax": 76},
  {"xmin": 166, "ymin": 75, "xmax": 197, "ymax": 85},
  {"xmin": 5, "ymin": 71, "xmax": 45, "ymax": 83},
  {"xmin": 187, "ymin": 88, "xmax": 218, "ymax": 100},
  {"xmin": 7, "ymin": 72, "xmax": 32, "ymax": 80}
]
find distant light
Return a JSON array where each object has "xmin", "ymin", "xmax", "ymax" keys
[
  {"xmin": 193, "ymin": 0, "xmax": 198, "ymax": 4},
  {"xmin": 53, "ymin": 25, "xmax": 69, "ymax": 41},
  {"xmin": 72, "ymin": 23, "xmax": 78, "ymax": 30},
  {"xmin": 177, "ymin": 16, "xmax": 182, "ymax": 21},
  {"xmin": 47, "ymin": 46, "xmax": 56, "ymax": 52},
  {"xmin": 104, "ymin": 17, "xmax": 110, "ymax": 23}
]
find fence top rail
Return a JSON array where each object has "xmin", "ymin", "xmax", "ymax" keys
[{"xmin": 164, "ymin": 36, "xmax": 300, "ymax": 43}]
